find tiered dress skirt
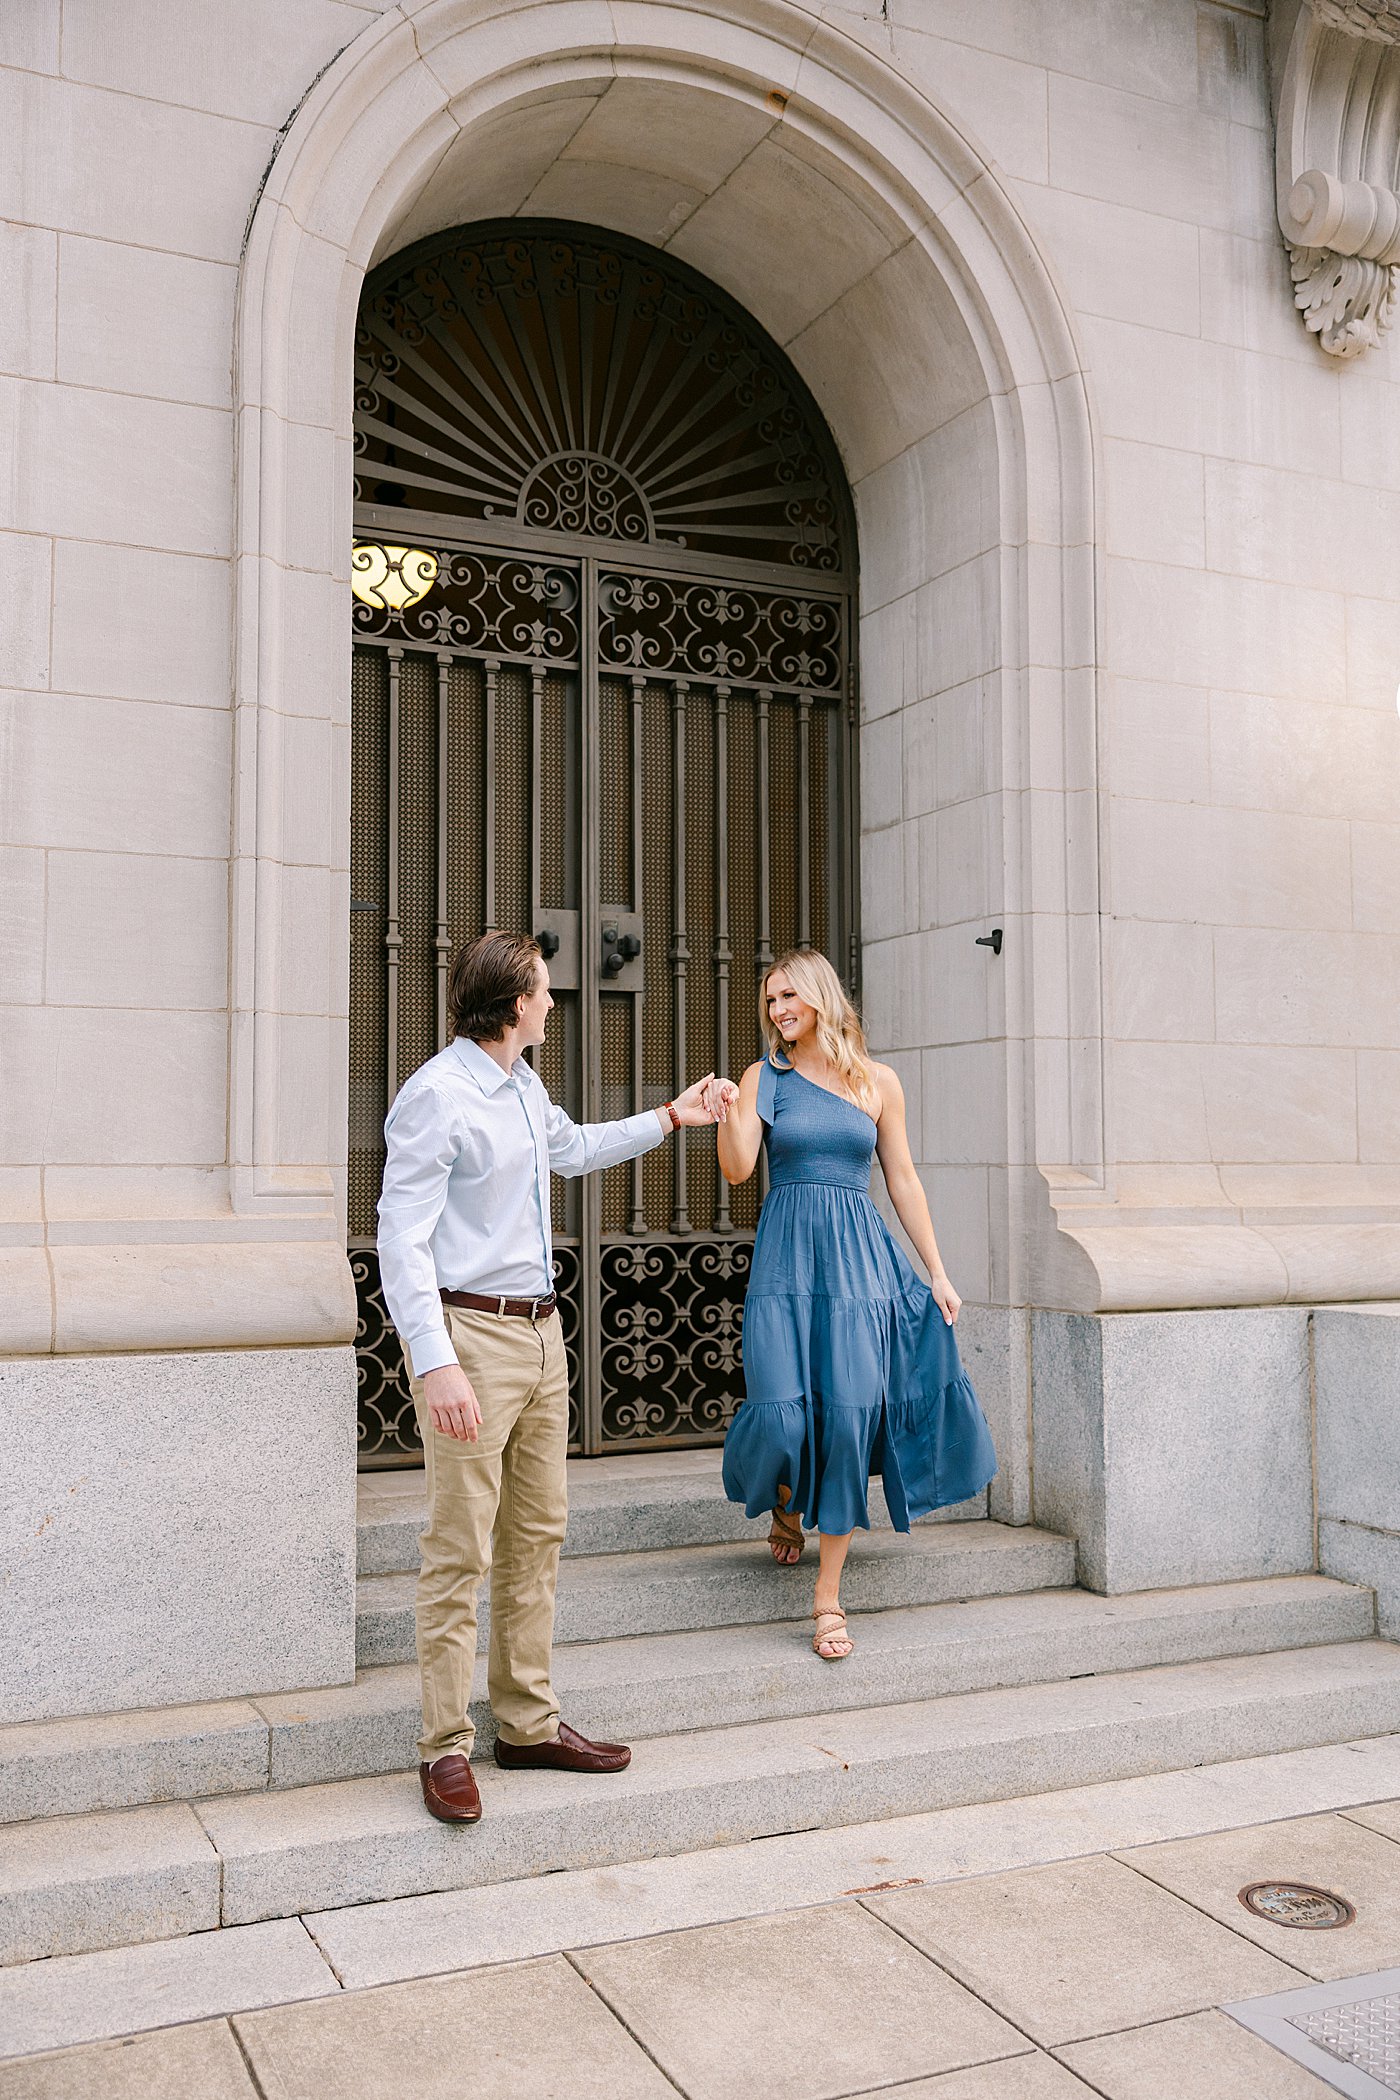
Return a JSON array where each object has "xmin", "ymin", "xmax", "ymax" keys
[{"xmin": 722, "ymin": 1061, "xmax": 997, "ymax": 1535}]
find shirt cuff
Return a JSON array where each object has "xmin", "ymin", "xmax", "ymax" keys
[
  {"xmin": 628, "ymin": 1109, "xmax": 669, "ymax": 1151},
  {"xmin": 407, "ymin": 1325, "xmax": 459, "ymax": 1378}
]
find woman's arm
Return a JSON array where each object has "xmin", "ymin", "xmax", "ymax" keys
[
  {"xmin": 872, "ymin": 1064, "xmax": 961, "ymax": 1325},
  {"xmin": 716, "ymin": 1061, "xmax": 766, "ymax": 1186}
]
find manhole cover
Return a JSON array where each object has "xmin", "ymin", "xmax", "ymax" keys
[{"xmin": 1240, "ymin": 1881, "xmax": 1356, "ymax": 1929}]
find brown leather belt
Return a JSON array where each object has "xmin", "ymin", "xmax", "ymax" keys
[{"xmin": 441, "ymin": 1288, "xmax": 558, "ymax": 1322}]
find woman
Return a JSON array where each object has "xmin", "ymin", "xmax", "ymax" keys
[{"xmin": 717, "ymin": 950, "xmax": 996, "ymax": 1660}]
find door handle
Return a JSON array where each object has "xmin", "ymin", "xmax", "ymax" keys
[
  {"xmin": 601, "ymin": 925, "xmax": 642, "ymax": 977},
  {"xmin": 536, "ymin": 929, "xmax": 561, "ymax": 960}
]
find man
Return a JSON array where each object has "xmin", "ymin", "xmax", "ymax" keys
[{"xmin": 377, "ymin": 928, "xmax": 729, "ymax": 1825}]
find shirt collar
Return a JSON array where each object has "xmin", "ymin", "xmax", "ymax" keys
[{"xmin": 451, "ymin": 1037, "xmax": 527, "ymax": 1095}]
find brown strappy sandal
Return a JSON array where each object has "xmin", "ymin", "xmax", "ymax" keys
[
  {"xmin": 812, "ymin": 1607, "xmax": 853, "ymax": 1661},
  {"xmin": 768, "ymin": 1504, "xmax": 806, "ymax": 1565}
]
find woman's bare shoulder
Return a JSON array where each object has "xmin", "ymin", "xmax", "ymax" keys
[{"xmin": 738, "ymin": 1058, "xmax": 766, "ymax": 1094}]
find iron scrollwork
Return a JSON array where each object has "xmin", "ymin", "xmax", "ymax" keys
[
  {"xmin": 353, "ymin": 223, "xmax": 849, "ymax": 571},
  {"xmin": 519, "ymin": 454, "xmax": 653, "ymax": 542},
  {"xmin": 353, "ymin": 1241, "xmax": 587, "ymax": 1464},
  {"xmin": 599, "ymin": 1235, "xmax": 753, "ymax": 1446},
  {"xmin": 351, "ymin": 1245, "xmax": 417, "ymax": 1465},
  {"xmin": 598, "ymin": 573, "xmax": 844, "ymax": 696},
  {"xmin": 551, "ymin": 1241, "xmax": 585, "ymax": 1452},
  {"xmin": 352, "ymin": 544, "xmax": 581, "ymax": 666}
]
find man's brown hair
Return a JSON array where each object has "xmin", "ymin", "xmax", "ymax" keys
[{"xmin": 447, "ymin": 930, "xmax": 542, "ymax": 1042}]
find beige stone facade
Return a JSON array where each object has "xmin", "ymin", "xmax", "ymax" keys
[{"xmin": 3, "ymin": 0, "xmax": 1399, "ymax": 1722}]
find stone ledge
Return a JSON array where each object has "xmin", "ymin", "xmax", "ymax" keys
[
  {"xmin": 1039, "ymin": 1215, "xmax": 1400, "ymax": 1314},
  {"xmin": 0, "ymin": 1240, "xmax": 356, "ymax": 1356},
  {"xmin": 0, "ymin": 1804, "xmax": 220, "ymax": 1966}
]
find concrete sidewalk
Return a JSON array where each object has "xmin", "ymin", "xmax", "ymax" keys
[{"xmin": 4, "ymin": 1737, "xmax": 1400, "ymax": 2096}]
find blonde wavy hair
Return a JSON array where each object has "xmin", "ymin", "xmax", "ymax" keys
[{"xmin": 760, "ymin": 949, "xmax": 882, "ymax": 1116}]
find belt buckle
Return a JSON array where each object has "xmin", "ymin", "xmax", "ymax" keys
[
  {"xmin": 529, "ymin": 1296, "xmax": 541, "ymax": 1322},
  {"xmin": 497, "ymin": 1295, "xmax": 508, "ymax": 1317}
]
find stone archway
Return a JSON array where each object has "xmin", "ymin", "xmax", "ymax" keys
[{"xmin": 231, "ymin": 0, "xmax": 1103, "ymax": 1521}]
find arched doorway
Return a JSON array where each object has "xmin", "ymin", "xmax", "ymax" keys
[{"xmin": 348, "ymin": 221, "xmax": 858, "ymax": 1462}]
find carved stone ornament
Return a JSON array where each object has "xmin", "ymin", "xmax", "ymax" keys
[
  {"xmin": 1311, "ymin": 0, "xmax": 1400, "ymax": 41},
  {"xmin": 1273, "ymin": 0, "xmax": 1400, "ymax": 355}
]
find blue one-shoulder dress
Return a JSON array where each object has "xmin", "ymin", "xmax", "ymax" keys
[{"xmin": 722, "ymin": 1058, "xmax": 997, "ymax": 1535}]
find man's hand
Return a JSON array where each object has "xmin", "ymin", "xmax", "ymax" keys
[
  {"xmin": 421, "ymin": 1361, "xmax": 482, "ymax": 1442},
  {"xmin": 670, "ymin": 1074, "xmax": 719, "ymax": 1126},
  {"xmin": 670, "ymin": 1075, "xmax": 740, "ymax": 1126}
]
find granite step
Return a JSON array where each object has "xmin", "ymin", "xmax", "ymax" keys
[
  {"xmin": 8, "ymin": 1637, "xmax": 1400, "ymax": 1963},
  {"xmin": 353, "ymin": 1520, "xmax": 1077, "ymax": 1666},
  {"xmin": 355, "ymin": 1452, "xmax": 980, "ymax": 1575},
  {"xmin": 0, "ymin": 1575, "xmax": 1372, "ymax": 1828}
]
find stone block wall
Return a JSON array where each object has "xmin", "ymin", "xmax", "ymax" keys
[
  {"xmin": 850, "ymin": 0, "xmax": 1400, "ymax": 1318},
  {"xmin": 0, "ymin": 1348, "xmax": 358, "ymax": 1725},
  {"xmin": 1031, "ymin": 1308, "xmax": 1315, "ymax": 1594},
  {"xmin": 1315, "ymin": 1307, "xmax": 1400, "ymax": 1638},
  {"xmin": 2, "ymin": 0, "xmax": 1399, "ymax": 1715}
]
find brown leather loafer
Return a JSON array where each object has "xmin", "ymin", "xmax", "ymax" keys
[
  {"xmin": 419, "ymin": 1754, "xmax": 482, "ymax": 1823},
  {"xmin": 493, "ymin": 1719, "xmax": 631, "ymax": 1773}
]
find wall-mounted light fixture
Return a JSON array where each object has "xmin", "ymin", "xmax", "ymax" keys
[{"xmin": 350, "ymin": 543, "xmax": 439, "ymax": 611}]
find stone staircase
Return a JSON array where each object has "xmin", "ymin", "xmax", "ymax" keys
[{"xmin": 4, "ymin": 1452, "xmax": 1400, "ymax": 1969}]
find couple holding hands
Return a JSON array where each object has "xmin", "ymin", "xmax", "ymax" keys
[{"xmin": 377, "ymin": 929, "xmax": 996, "ymax": 1826}]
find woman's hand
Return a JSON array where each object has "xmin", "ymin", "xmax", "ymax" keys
[
  {"xmin": 929, "ymin": 1271, "xmax": 961, "ymax": 1327},
  {"xmin": 703, "ymin": 1076, "xmax": 739, "ymax": 1122}
]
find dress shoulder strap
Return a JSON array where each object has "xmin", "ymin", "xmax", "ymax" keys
[{"xmin": 756, "ymin": 1057, "xmax": 779, "ymax": 1127}]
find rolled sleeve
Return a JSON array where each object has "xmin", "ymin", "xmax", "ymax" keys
[
  {"xmin": 376, "ymin": 1082, "xmax": 460, "ymax": 1378},
  {"xmin": 542, "ymin": 1096, "xmax": 666, "ymax": 1178}
]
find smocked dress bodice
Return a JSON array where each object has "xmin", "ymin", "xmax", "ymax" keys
[
  {"xmin": 721, "ymin": 1057, "xmax": 997, "ymax": 1534},
  {"xmin": 762, "ymin": 1062, "xmax": 878, "ymax": 1191}
]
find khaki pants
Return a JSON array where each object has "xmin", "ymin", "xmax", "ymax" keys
[{"xmin": 409, "ymin": 1304, "xmax": 570, "ymax": 1762}]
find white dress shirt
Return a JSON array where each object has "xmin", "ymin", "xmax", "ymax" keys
[{"xmin": 377, "ymin": 1035, "xmax": 666, "ymax": 1377}]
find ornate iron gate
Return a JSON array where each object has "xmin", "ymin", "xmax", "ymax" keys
[{"xmin": 348, "ymin": 223, "xmax": 857, "ymax": 1464}]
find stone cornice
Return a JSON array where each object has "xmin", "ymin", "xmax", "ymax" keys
[{"xmin": 1273, "ymin": 0, "xmax": 1400, "ymax": 355}]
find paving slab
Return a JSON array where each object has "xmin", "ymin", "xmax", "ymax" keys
[
  {"xmin": 866, "ymin": 1854, "xmax": 1303, "ymax": 2048},
  {"xmin": 234, "ymin": 1954, "xmax": 678, "ymax": 2099},
  {"xmin": 1345, "ymin": 1795, "xmax": 1400, "ymax": 1845},
  {"xmin": 1116, "ymin": 1809, "xmax": 1400, "ymax": 1979},
  {"xmin": 873, "ymin": 2062, "xmax": 1099, "ymax": 2099},
  {"xmin": 575, "ymin": 1900, "xmax": 1031, "ymax": 2100},
  {"xmin": 0, "ymin": 1803, "xmax": 219, "ymax": 1966},
  {"xmin": 7, "ymin": 1746, "xmax": 1400, "ymax": 2073},
  {"xmin": 0, "ymin": 2019, "xmax": 256, "ymax": 2099},
  {"xmin": 1057, "ymin": 2006, "xmax": 1339, "ymax": 2097},
  {"xmin": 0, "ymin": 1919, "xmax": 338, "ymax": 2061},
  {"xmin": 0, "ymin": 1701, "xmax": 268, "ymax": 1826}
]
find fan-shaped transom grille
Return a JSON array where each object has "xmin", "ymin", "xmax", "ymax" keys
[{"xmin": 354, "ymin": 222, "xmax": 846, "ymax": 572}]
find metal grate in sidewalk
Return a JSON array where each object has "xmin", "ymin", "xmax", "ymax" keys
[{"xmin": 1225, "ymin": 1969, "xmax": 1400, "ymax": 2097}]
